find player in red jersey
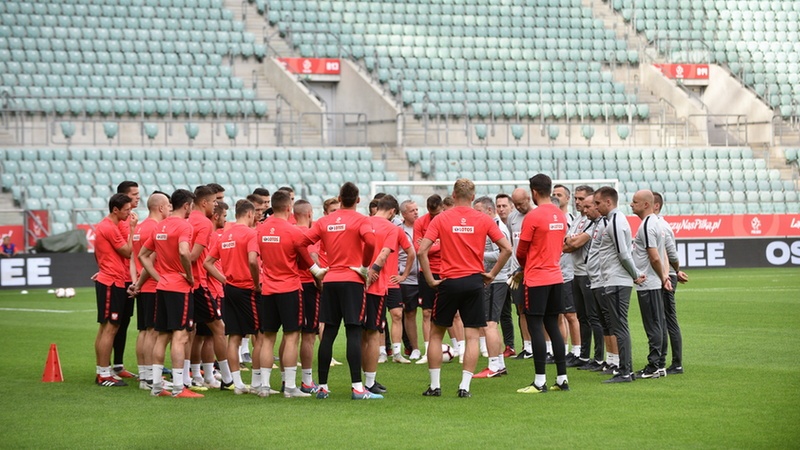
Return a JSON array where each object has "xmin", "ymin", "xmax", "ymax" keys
[
  {"xmin": 253, "ymin": 191, "xmax": 317, "ymax": 397},
  {"xmin": 362, "ymin": 195, "xmax": 404, "ymax": 395},
  {"xmin": 93, "ymin": 193, "xmax": 135, "ymax": 387},
  {"xmin": 293, "ymin": 199, "xmax": 322, "ymax": 392},
  {"xmin": 138, "ymin": 189, "xmax": 203, "ymax": 398},
  {"xmin": 204, "ymin": 200, "xmax": 260, "ymax": 395},
  {"xmin": 110, "ymin": 181, "xmax": 140, "ymax": 379},
  {"xmin": 299, "ymin": 182, "xmax": 378, "ymax": 400},
  {"xmin": 127, "ymin": 191, "xmax": 170, "ymax": 390},
  {"xmin": 183, "ymin": 185, "xmax": 228, "ymax": 392},
  {"xmin": 513, "ymin": 174, "xmax": 570, "ymax": 394},
  {"xmin": 419, "ymin": 179, "xmax": 512, "ymax": 398}
]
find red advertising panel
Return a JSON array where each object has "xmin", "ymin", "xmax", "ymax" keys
[
  {"xmin": 25, "ymin": 210, "xmax": 49, "ymax": 248},
  {"xmin": 76, "ymin": 224, "xmax": 96, "ymax": 252},
  {"xmin": 653, "ymin": 63, "xmax": 710, "ymax": 80},
  {"xmin": 276, "ymin": 57, "xmax": 341, "ymax": 81},
  {"xmin": 627, "ymin": 214, "xmax": 800, "ymax": 239}
]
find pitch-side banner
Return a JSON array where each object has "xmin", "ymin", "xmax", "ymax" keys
[
  {"xmin": 673, "ymin": 238, "xmax": 800, "ymax": 268},
  {"xmin": 0, "ymin": 253, "xmax": 97, "ymax": 289},
  {"xmin": 627, "ymin": 214, "xmax": 800, "ymax": 239},
  {"xmin": 276, "ymin": 57, "xmax": 341, "ymax": 81}
]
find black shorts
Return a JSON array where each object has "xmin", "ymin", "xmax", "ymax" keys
[
  {"xmin": 400, "ymin": 283, "xmax": 420, "ymax": 312},
  {"xmin": 195, "ymin": 321, "xmax": 212, "ymax": 337},
  {"xmin": 484, "ymin": 282, "xmax": 509, "ymax": 323},
  {"xmin": 562, "ymin": 280, "xmax": 576, "ymax": 313},
  {"xmin": 523, "ymin": 283, "xmax": 564, "ymax": 316},
  {"xmin": 510, "ymin": 283, "xmax": 525, "ymax": 307},
  {"xmin": 193, "ymin": 286, "xmax": 222, "ymax": 324},
  {"xmin": 433, "ymin": 274, "xmax": 486, "ymax": 329},
  {"xmin": 418, "ymin": 273, "xmax": 440, "ymax": 310},
  {"xmin": 259, "ymin": 290, "xmax": 304, "ymax": 333},
  {"xmin": 155, "ymin": 290, "xmax": 194, "ymax": 332},
  {"xmin": 319, "ymin": 281, "xmax": 365, "ymax": 327},
  {"xmin": 223, "ymin": 284, "xmax": 258, "ymax": 336},
  {"xmin": 363, "ymin": 293, "xmax": 386, "ymax": 331},
  {"xmin": 95, "ymin": 281, "xmax": 128, "ymax": 325},
  {"xmin": 385, "ymin": 288, "xmax": 403, "ymax": 310},
  {"xmin": 301, "ymin": 282, "xmax": 320, "ymax": 334},
  {"xmin": 123, "ymin": 282, "xmax": 135, "ymax": 318},
  {"xmin": 136, "ymin": 292, "xmax": 156, "ymax": 331}
]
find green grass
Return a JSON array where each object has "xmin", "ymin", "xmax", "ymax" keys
[{"xmin": 1, "ymin": 268, "xmax": 799, "ymax": 449}]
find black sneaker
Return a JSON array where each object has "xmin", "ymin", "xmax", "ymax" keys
[
  {"xmin": 457, "ymin": 389, "xmax": 472, "ymax": 398},
  {"xmin": 666, "ymin": 365, "xmax": 684, "ymax": 375},
  {"xmin": 422, "ymin": 386, "xmax": 441, "ymax": 397},
  {"xmin": 367, "ymin": 382, "xmax": 387, "ymax": 394},
  {"xmin": 601, "ymin": 364, "xmax": 619, "ymax": 375},
  {"xmin": 515, "ymin": 350, "xmax": 533, "ymax": 359},
  {"xmin": 551, "ymin": 381, "xmax": 570, "ymax": 391},
  {"xmin": 545, "ymin": 353, "xmax": 555, "ymax": 364},
  {"xmin": 579, "ymin": 360, "xmax": 603, "ymax": 371},
  {"xmin": 220, "ymin": 380, "xmax": 234, "ymax": 391},
  {"xmin": 636, "ymin": 366, "xmax": 660, "ymax": 379},
  {"xmin": 566, "ymin": 355, "xmax": 588, "ymax": 368},
  {"xmin": 603, "ymin": 373, "xmax": 633, "ymax": 383}
]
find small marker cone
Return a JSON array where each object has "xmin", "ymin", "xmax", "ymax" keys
[{"xmin": 42, "ymin": 343, "xmax": 64, "ymax": 382}]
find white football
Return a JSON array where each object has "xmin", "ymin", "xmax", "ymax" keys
[
  {"xmin": 442, "ymin": 344, "xmax": 454, "ymax": 363},
  {"xmin": 47, "ymin": 289, "xmax": 55, "ymax": 294},
  {"xmin": 55, "ymin": 288, "xmax": 66, "ymax": 298},
  {"xmin": 65, "ymin": 288, "xmax": 76, "ymax": 298}
]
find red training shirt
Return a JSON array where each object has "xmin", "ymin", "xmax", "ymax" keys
[
  {"xmin": 94, "ymin": 217, "xmax": 128, "ymax": 288},
  {"xmin": 423, "ymin": 206, "xmax": 504, "ymax": 279},
  {"xmin": 132, "ymin": 217, "xmax": 159, "ymax": 294},
  {"xmin": 414, "ymin": 213, "xmax": 442, "ymax": 273},
  {"xmin": 118, "ymin": 216, "xmax": 133, "ymax": 283},
  {"xmin": 209, "ymin": 223, "xmax": 258, "ymax": 290},
  {"xmin": 517, "ymin": 203, "xmax": 567, "ymax": 287},
  {"xmin": 366, "ymin": 216, "xmax": 399, "ymax": 296},
  {"xmin": 386, "ymin": 224, "xmax": 411, "ymax": 289},
  {"xmin": 142, "ymin": 216, "xmax": 194, "ymax": 294},
  {"xmin": 300, "ymin": 209, "xmax": 375, "ymax": 284},
  {"xmin": 256, "ymin": 216, "xmax": 314, "ymax": 295},
  {"xmin": 206, "ymin": 229, "xmax": 224, "ymax": 299},
  {"xmin": 188, "ymin": 210, "xmax": 213, "ymax": 289}
]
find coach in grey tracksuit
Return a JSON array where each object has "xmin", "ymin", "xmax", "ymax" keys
[
  {"xmin": 595, "ymin": 187, "xmax": 643, "ymax": 383},
  {"xmin": 566, "ymin": 203, "xmax": 604, "ymax": 366},
  {"xmin": 654, "ymin": 194, "xmax": 685, "ymax": 374},
  {"xmin": 631, "ymin": 190, "xmax": 668, "ymax": 379}
]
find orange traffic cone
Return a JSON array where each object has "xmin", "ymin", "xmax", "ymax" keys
[{"xmin": 42, "ymin": 343, "xmax": 64, "ymax": 382}]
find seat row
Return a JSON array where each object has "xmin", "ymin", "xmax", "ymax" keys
[{"xmin": 0, "ymin": 147, "xmax": 376, "ymax": 162}]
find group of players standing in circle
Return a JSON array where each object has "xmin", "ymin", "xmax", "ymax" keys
[{"xmin": 91, "ymin": 173, "xmax": 687, "ymax": 399}]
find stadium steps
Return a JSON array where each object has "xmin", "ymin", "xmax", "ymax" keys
[
  {"xmin": 0, "ymin": 191, "xmax": 19, "ymax": 225},
  {"xmin": 372, "ymin": 145, "xmax": 420, "ymax": 182},
  {"xmin": 223, "ymin": 0, "xmax": 327, "ymax": 146}
]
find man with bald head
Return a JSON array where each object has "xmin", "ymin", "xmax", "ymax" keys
[
  {"xmin": 507, "ymin": 188, "xmax": 534, "ymax": 359},
  {"xmin": 128, "ymin": 191, "xmax": 170, "ymax": 389},
  {"xmin": 630, "ymin": 190, "xmax": 670, "ymax": 379}
]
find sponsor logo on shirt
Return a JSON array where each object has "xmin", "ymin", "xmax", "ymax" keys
[
  {"xmin": 327, "ymin": 224, "xmax": 346, "ymax": 232},
  {"xmin": 452, "ymin": 226, "xmax": 474, "ymax": 234},
  {"xmin": 550, "ymin": 223, "xmax": 565, "ymax": 231},
  {"xmin": 513, "ymin": 231, "xmax": 521, "ymax": 240},
  {"xmin": 155, "ymin": 233, "xmax": 168, "ymax": 240},
  {"xmin": 262, "ymin": 236, "xmax": 280, "ymax": 243},
  {"xmin": 132, "ymin": 234, "xmax": 140, "ymax": 241},
  {"xmin": 221, "ymin": 241, "xmax": 236, "ymax": 249}
]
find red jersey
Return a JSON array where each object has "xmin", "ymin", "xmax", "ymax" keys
[
  {"xmin": 209, "ymin": 223, "xmax": 258, "ymax": 290},
  {"xmin": 296, "ymin": 233, "xmax": 319, "ymax": 284},
  {"xmin": 188, "ymin": 210, "xmax": 213, "ymax": 289},
  {"xmin": 366, "ymin": 216, "xmax": 399, "ymax": 296},
  {"xmin": 132, "ymin": 217, "xmax": 159, "ymax": 294},
  {"xmin": 94, "ymin": 217, "xmax": 128, "ymax": 288},
  {"xmin": 118, "ymin": 216, "xmax": 133, "ymax": 283},
  {"xmin": 256, "ymin": 216, "xmax": 313, "ymax": 295},
  {"xmin": 414, "ymin": 213, "xmax": 442, "ymax": 273},
  {"xmin": 143, "ymin": 216, "xmax": 194, "ymax": 294},
  {"xmin": 424, "ymin": 206, "xmax": 504, "ymax": 279},
  {"xmin": 518, "ymin": 204, "xmax": 567, "ymax": 287},
  {"xmin": 206, "ymin": 229, "xmax": 224, "ymax": 299},
  {"xmin": 300, "ymin": 209, "xmax": 375, "ymax": 283}
]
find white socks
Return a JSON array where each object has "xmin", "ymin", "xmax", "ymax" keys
[
  {"xmin": 364, "ymin": 371, "xmax": 376, "ymax": 388},
  {"xmin": 534, "ymin": 373, "xmax": 546, "ymax": 387},
  {"xmin": 459, "ymin": 370, "xmax": 473, "ymax": 391},
  {"xmin": 546, "ymin": 341, "xmax": 553, "ymax": 354},
  {"xmin": 392, "ymin": 342, "xmax": 401, "ymax": 355},
  {"xmin": 572, "ymin": 345, "xmax": 581, "ymax": 356},
  {"xmin": 191, "ymin": 363, "xmax": 202, "ymax": 381},
  {"xmin": 182, "ymin": 360, "xmax": 191, "ymax": 385},
  {"xmin": 251, "ymin": 369, "xmax": 262, "ymax": 388},
  {"xmin": 557, "ymin": 374, "xmax": 568, "ymax": 385},
  {"xmin": 172, "ymin": 368, "xmax": 184, "ymax": 392},
  {"xmin": 488, "ymin": 356, "xmax": 501, "ymax": 372},
  {"xmin": 202, "ymin": 363, "xmax": 215, "ymax": 383},
  {"xmin": 301, "ymin": 369, "xmax": 313, "ymax": 386},
  {"xmin": 524, "ymin": 340, "xmax": 532, "ymax": 353},
  {"xmin": 152, "ymin": 364, "xmax": 164, "ymax": 389},
  {"xmin": 479, "ymin": 337, "xmax": 487, "ymax": 354},
  {"xmin": 232, "ymin": 370, "xmax": 245, "ymax": 389},
  {"xmin": 352, "ymin": 382, "xmax": 364, "ymax": 392},
  {"xmin": 285, "ymin": 367, "xmax": 297, "ymax": 389},
  {"xmin": 424, "ymin": 341, "xmax": 430, "ymax": 355},
  {"xmin": 429, "ymin": 368, "xmax": 441, "ymax": 389},
  {"xmin": 218, "ymin": 360, "xmax": 233, "ymax": 384}
]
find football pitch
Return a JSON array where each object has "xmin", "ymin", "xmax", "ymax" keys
[{"xmin": 1, "ymin": 267, "xmax": 798, "ymax": 449}]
